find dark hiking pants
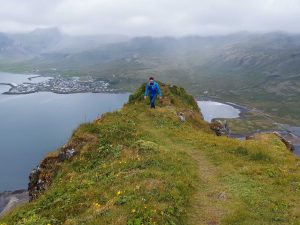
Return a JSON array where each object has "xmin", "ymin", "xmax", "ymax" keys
[{"xmin": 150, "ymin": 95, "xmax": 157, "ymax": 108}]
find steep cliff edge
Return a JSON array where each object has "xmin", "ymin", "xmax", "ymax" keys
[{"xmin": 1, "ymin": 83, "xmax": 299, "ymax": 225}]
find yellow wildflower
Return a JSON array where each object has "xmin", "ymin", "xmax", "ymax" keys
[
  {"xmin": 131, "ymin": 209, "xmax": 136, "ymax": 213},
  {"xmin": 117, "ymin": 190, "xmax": 122, "ymax": 196},
  {"xmin": 92, "ymin": 202, "xmax": 101, "ymax": 208}
]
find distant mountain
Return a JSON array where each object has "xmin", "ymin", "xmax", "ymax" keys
[
  {"xmin": 1, "ymin": 30, "xmax": 300, "ymax": 123},
  {"xmin": 10, "ymin": 27, "xmax": 63, "ymax": 53},
  {"xmin": 0, "ymin": 27, "xmax": 130, "ymax": 61},
  {"xmin": 29, "ymin": 32, "xmax": 300, "ymax": 77},
  {"xmin": 0, "ymin": 33, "xmax": 13, "ymax": 48}
]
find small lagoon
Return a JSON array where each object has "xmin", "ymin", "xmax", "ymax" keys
[{"xmin": 197, "ymin": 100, "xmax": 241, "ymax": 122}]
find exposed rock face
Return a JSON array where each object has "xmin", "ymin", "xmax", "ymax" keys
[
  {"xmin": 28, "ymin": 148, "xmax": 76, "ymax": 201},
  {"xmin": 210, "ymin": 119, "xmax": 230, "ymax": 136},
  {"xmin": 246, "ymin": 132, "xmax": 296, "ymax": 152},
  {"xmin": 273, "ymin": 132, "xmax": 295, "ymax": 152},
  {"xmin": 0, "ymin": 190, "xmax": 29, "ymax": 217},
  {"xmin": 178, "ymin": 112, "xmax": 186, "ymax": 122},
  {"xmin": 245, "ymin": 135, "xmax": 255, "ymax": 140},
  {"xmin": 177, "ymin": 109, "xmax": 202, "ymax": 123},
  {"xmin": 28, "ymin": 166, "xmax": 45, "ymax": 201},
  {"xmin": 59, "ymin": 148, "xmax": 76, "ymax": 161}
]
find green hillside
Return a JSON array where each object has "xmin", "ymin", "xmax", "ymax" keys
[{"xmin": 0, "ymin": 83, "xmax": 299, "ymax": 225}]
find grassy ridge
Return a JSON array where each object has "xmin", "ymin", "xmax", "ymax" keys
[{"xmin": 0, "ymin": 83, "xmax": 299, "ymax": 225}]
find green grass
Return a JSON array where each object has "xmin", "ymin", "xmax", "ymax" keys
[
  {"xmin": 0, "ymin": 82, "xmax": 299, "ymax": 225},
  {"xmin": 226, "ymin": 112, "xmax": 282, "ymax": 135}
]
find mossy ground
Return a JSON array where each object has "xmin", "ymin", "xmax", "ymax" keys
[{"xmin": 1, "ymin": 83, "xmax": 299, "ymax": 225}]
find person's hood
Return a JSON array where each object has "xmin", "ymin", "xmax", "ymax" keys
[{"xmin": 149, "ymin": 81, "xmax": 157, "ymax": 85}]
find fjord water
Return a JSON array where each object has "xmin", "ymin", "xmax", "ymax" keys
[
  {"xmin": 197, "ymin": 100, "xmax": 240, "ymax": 122},
  {"xmin": 0, "ymin": 72, "xmax": 129, "ymax": 191}
]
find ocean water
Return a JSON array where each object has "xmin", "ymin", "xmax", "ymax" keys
[{"xmin": 0, "ymin": 72, "xmax": 130, "ymax": 191}]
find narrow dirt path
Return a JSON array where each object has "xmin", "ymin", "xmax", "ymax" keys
[
  {"xmin": 168, "ymin": 140, "xmax": 230, "ymax": 225},
  {"xmin": 184, "ymin": 146, "xmax": 228, "ymax": 225},
  {"xmin": 140, "ymin": 116, "xmax": 231, "ymax": 225}
]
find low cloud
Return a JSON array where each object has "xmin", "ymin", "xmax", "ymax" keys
[{"xmin": 0, "ymin": 0, "xmax": 300, "ymax": 36}]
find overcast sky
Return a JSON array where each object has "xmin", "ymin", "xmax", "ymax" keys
[{"xmin": 0, "ymin": 0, "xmax": 300, "ymax": 36}]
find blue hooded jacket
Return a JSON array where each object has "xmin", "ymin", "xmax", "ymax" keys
[{"xmin": 144, "ymin": 81, "xmax": 162, "ymax": 97}]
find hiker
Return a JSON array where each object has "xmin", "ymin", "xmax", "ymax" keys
[{"xmin": 144, "ymin": 76, "xmax": 162, "ymax": 108}]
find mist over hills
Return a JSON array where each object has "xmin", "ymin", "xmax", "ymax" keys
[
  {"xmin": 1, "ymin": 28, "xmax": 300, "ymax": 123},
  {"xmin": 0, "ymin": 27, "xmax": 129, "ymax": 61}
]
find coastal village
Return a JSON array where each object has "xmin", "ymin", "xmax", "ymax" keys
[{"xmin": 2, "ymin": 77, "xmax": 115, "ymax": 94}]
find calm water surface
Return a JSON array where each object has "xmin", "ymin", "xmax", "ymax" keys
[
  {"xmin": 197, "ymin": 100, "xmax": 240, "ymax": 122},
  {"xmin": 0, "ymin": 72, "xmax": 129, "ymax": 191}
]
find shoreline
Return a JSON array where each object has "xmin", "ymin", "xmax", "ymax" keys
[{"xmin": 0, "ymin": 190, "xmax": 29, "ymax": 217}]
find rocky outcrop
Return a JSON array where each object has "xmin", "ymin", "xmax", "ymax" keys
[
  {"xmin": 210, "ymin": 119, "xmax": 230, "ymax": 136},
  {"xmin": 178, "ymin": 109, "xmax": 203, "ymax": 123},
  {"xmin": 58, "ymin": 148, "xmax": 76, "ymax": 161},
  {"xmin": 245, "ymin": 135, "xmax": 255, "ymax": 140},
  {"xmin": 246, "ymin": 132, "xmax": 296, "ymax": 152},
  {"xmin": 273, "ymin": 132, "xmax": 295, "ymax": 152},
  {"xmin": 28, "ymin": 148, "xmax": 76, "ymax": 201},
  {"xmin": 0, "ymin": 190, "xmax": 29, "ymax": 217},
  {"xmin": 178, "ymin": 112, "xmax": 186, "ymax": 122}
]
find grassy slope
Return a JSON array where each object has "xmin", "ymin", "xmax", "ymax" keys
[{"xmin": 0, "ymin": 83, "xmax": 299, "ymax": 225}]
